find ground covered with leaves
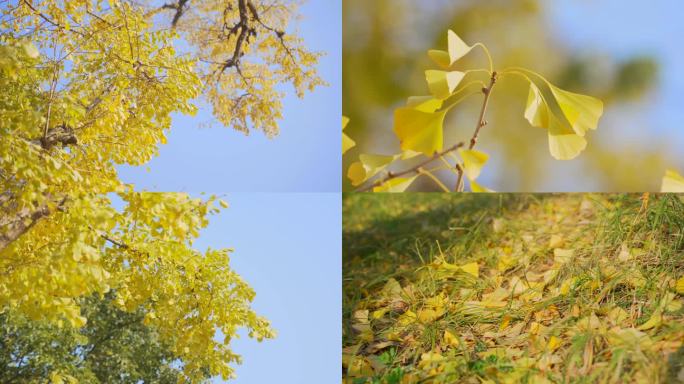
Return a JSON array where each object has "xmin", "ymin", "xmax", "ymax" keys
[{"xmin": 343, "ymin": 194, "xmax": 684, "ymax": 383}]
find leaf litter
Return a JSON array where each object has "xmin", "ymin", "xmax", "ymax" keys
[{"xmin": 343, "ymin": 194, "xmax": 684, "ymax": 383}]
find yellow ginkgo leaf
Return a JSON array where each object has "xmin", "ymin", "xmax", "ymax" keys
[
  {"xmin": 470, "ymin": 179, "xmax": 495, "ymax": 193},
  {"xmin": 373, "ymin": 176, "xmax": 418, "ymax": 193},
  {"xmin": 637, "ymin": 309, "xmax": 662, "ymax": 330},
  {"xmin": 447, "ymin": 30, "xmax": 474, "ymax": 65},
  {"xmin": 427, "ymin": 49, "xmax": 450, "ymax": 68},
  {"xmin": 524, "ymin": 81, "xmax": 594, "ymax": 160},
  {"xmin": 394, "ymin": 108, "xmax": 447, "ymax": 156},
  {"xmin": 347, "ymin": 154, "xmax": 397, "ymax": 186},
  {"xmin": 458, "ymin": 148, "xmax": 489, "ymax": 180},
  {"xmin": 425, "ymin": 70, "xmax": 465, "ymax": 100},
  {"xmin": 459, "ymin": 262, "xmax": 479, "ymax": 278},
  {"xmin": 547, "ymin": 335, "xmax": 562, "ymax": 352},
  {"xmin": 553, "ymin": 248, "xmax": 574, "ymax": 264},
  {"xmin": 661, "ymin": 169, "xmax": 684, "ymax": 192},
  {"xmin": 676, "ymin": 276, "xmax": 684, "ymax": 294},
  {"xmin": 549, "ymin": 84, "xmax": 603, "ymax": 137},
  {"xmin": 342, "ymin": 116, "xmax": 355, "ymax": 154},
  {"xmin": 443, "ymin": 329, "xmax": 460, "ymax": 347},
  {"xmin": 406, "ymin": 96, "xmax": 444, "ymax": 113}
]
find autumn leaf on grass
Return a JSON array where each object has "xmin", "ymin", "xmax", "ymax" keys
[
  {"xmin": 430, "ymin": 256, "xmax": 479, "ymax": 279},
  {"xmin": 417, "ymin": 294, "xmax": 447, "ymax": 324},
  {"xmin": 637, "ymin": 309, "xmax": 662, "ymax": 331},
  {"xmin": 676, "ymin": 276, "xmax": 684, "ymax": 294}
]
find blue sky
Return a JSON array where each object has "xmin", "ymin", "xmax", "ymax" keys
[
  {"xmin": 117, "ymin": 0, "xmax": 341, "ymax": 192},
  {"xmin": 191, "ymin": 193, "xmax": 340, "ymax": 384}
]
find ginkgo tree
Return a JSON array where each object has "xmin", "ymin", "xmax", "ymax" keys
[
  {"xmin": 344, "ymin": 30, "xmax": 604, "ymax": 192},
  {"xmin": 0, "ymin": 0, "xmax": 323, "ymax": 381}
]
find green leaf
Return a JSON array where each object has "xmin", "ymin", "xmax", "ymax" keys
[
  {"xmin": 373, "ymin": 176, "xmax": 418, "ymax": 193},
  {"xmin": 448, "ymin": 30, "xmax": 474, "ymax": 65},
  {"xmin": 458, "ymin": 149, "xmax": 489, "ymax": 180},
  {"xmin": 427, "ymin": 50, "xmax": 450, "ymax": 69},
  {"xmin": 348, "ymin": 154, "xmax": 398, "ymax": 186},
  {"xmin": 524, "ymin": 81, "xmax": 594, "ymax": 160},
  {"xmin": 342, "ymin": 116, "xmax": 355, "ymax": 154},
  {"xmin": 661, "ymin": 169, "xmax": 684, "ymax": 192},
  {"xmin": 394, "ymin": 108, "xmax": 447, "ymax": 156},
  {"xmin": 425, "ymin": 70, "xmax": 465, "ymax": 100}
]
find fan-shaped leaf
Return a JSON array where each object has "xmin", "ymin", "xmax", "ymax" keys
[
  {"xmin": 406, "ymin": 96, "xmax": 444, "ymax": 113},
  {"xmin": 428, "ymin": 49, "xmax": 450, "ymax": 69},
  {"xmin": 373, "ymin": 176, "xmax": 418, "ymax": 193},
  {"xmin": 425, "ymin": 70, "xmax": 465, "ymax": 100},
  {"xmin": 394, "ymin": 108, "xmax": 447, "ymax": 156},
  {"xmin": 458, "ymin": 148, "xmax": 489, "ymax": 180},
  {"xmin": 347, "ymin": 154, "xmax": 398, "ymax": 186},
  {"xmin": 524, "ymin": 81, "xmax": 590, "ymax": 160},
  {"xmin": 448, "ymin": 30, "xmax": 474, "ymax": 65}
]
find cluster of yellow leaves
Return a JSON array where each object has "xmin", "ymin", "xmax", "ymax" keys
[
  {"xmin": 343, "ymin": 30, "xmax": 604, "ymax": 191},
  {"xmin": 343, "ymin": 196, "xmax": 684, "ymax": 383},
  {"xmin": 2, "ymin": 1, "xmax": 322, "ymax": 379}
]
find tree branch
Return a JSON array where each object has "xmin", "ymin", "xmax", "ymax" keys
[
  {"xmin": 357, "ymin": 142, "xmax": 465, "ymax": 192},
  {"xmin": 456, "ymin": 71, "xmax": 497, "ymax": 191},
  {"xmin": 0, "ymin": 197, "xmax": 67, "ymax": 252}
]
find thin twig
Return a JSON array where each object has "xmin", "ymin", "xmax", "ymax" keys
[
  {"xmin": 455, "ymin": 71, "xmax": 497, "ymax": 191},
  {"xmin": 357, "ymin": 142, "xmax": 465, "ymax": 192}
]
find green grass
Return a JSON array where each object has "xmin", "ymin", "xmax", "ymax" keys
[{"xmin": 343, "ymin": 193, "xmax": 684, "ymax": 384}]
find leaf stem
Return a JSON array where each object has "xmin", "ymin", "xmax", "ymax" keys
[{"xmin": 418, "ymin": 168, "xmax": 450, "ymax": 192}]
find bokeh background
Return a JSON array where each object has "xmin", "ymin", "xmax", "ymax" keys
[{"xmin": 343, "ymin": 0, "xmax": 684, "ymax": 192}]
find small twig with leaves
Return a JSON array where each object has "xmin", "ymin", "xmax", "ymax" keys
[
  {"xmin": 343, "ymin": 29, "xmax": 604, "ymax": 192},
  {"xmin": 357, "ymin": 142, "xmax": 464, "ymax": 192}
]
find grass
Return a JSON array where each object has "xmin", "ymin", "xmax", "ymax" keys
[{"xmin": 342, "ymin": 193, "xmax": 684, "ymax": 384}]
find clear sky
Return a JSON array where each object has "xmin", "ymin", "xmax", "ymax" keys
[
  {"xmin": 191, "ymin": 193, "xmax": 340, "ymax": 384},
  {"xmin": 117, "ymin": 0, "xmax": 341, "ymax": 193}
]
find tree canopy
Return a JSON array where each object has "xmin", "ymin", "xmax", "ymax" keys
[{"xmin": 0, "ymin": 0, "xmax": 324, "ymax": 380}]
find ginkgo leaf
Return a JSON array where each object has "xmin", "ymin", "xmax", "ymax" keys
[
  {"xmin": 458, "ymin": 148, "xmax": 489, "ymax": 180},
  {"xmin": 447, "ymin": 30, "xmax": 474, "ymax": 65},
  {"xmin": 427, "ymin": 49, "xmax": 451, "ymax": 68},
  {"xmin": 525, "ymin": 82, "xmax": 589, "ymax": 160},
  {"xmin": 549, "ymin": 84, "xmax": 603, "ymax": 137},
  {"xmin": 443, "ymin": 329, "xmax": 460, "ymax": 347},
  {"xmin": 637, "ymin": 309, "xmax": 662, "ymax": 330},
  {"xmin": 406, "ymin": 96, "xmax": 444, "ymax": 113},
  {"xmin": 22, "ymin": 42, "xmax": 40, "ymax": 58},
  {"xmin": 661, "ymin": 169, "xmax": 684, "ymax": 192},
  {"xmin": 459, "ymin": 262, "xmax": 479, "ymax": 278},
  {"xmin": 394, "ymin": 108, "xmax": 447, "ymax": 156},
  {"xmin": 470, "ymin": 179, "xmax": 495, "ymax": 193},
  {"xmin": 347, "ymin": 154, "xmax": 398, "ymax": 186},
  {"xmin": 342, "ymin": 116, "xmax": 355, "ymax": 154},
  {"xmin": 373, "ymin": 176, "xmax": 418, "ymax": 193},
  {"xmin": 425, "ymin": 70, "xmax": 465, "ymax": 100},
  {"xmin": 676, "ymin": 276, "xmax": 684, "ymax": 294}
]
